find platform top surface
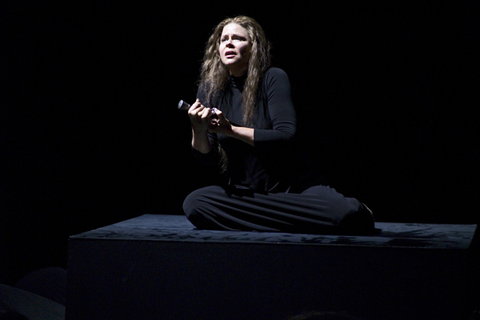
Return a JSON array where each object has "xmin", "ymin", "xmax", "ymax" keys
[{"xmin": 70, "ymin": 214, "xmax": 477, "ymax": 249}]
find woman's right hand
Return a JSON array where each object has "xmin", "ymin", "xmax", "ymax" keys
[
  {"xmin": 188, "ymin": 99, "xmax": 213, "ymax": 134},
  {"xmin": 188, "ymin": 99, "xmax": 214, "ymax": 153}
]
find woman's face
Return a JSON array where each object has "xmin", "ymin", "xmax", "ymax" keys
[{"xmin": 218, "ymin": 23, "xmax": 252, "ymax": 76}]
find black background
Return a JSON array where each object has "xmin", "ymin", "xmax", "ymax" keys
[{"xmin": 1, "ymin": 1, "xmax": 479, "ymax": 284}]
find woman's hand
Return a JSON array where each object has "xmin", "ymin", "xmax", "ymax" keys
[
  {"xmin": 188, "ymin": 99, "xmax": 214, "ymax": 134},
  {"xmin": 188, "ymin": 101, "xmax": 254, "ymax": 148},
  {"xmin": 207, "ymin": 108, "xmax": 232, "ymax": 135},
  {"xmin": 209, "ymin": 109, "xmax": 255, "ymax": 146},
  {"xmin": 188, "ymin": 99, "xmax": 217, "ymax": 154}
]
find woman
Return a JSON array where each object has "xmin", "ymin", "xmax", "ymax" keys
[{"xmin": 183, "ymin": 16, "xmax": 374, "ymax": 234}]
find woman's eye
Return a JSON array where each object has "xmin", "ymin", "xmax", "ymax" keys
[{"xmin": 220, "ymin": 36, "xmax": 247, "ymax": 43}]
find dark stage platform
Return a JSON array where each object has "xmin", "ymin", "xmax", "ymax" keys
[{"xmin": 66, "ymin": 214, "xmax": 477, "ymax": 320}]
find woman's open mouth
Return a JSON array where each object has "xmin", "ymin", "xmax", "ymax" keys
[{"xmin": 225, "ymin": 51, "xmax": 236, "ymax": 58}]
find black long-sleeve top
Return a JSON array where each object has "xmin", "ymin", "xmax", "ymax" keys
[{"xmin": 193, "ymin": 67, "xmax": 297, "ymax": 193}]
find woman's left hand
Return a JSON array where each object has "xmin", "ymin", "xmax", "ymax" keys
[
  {"xmin": 208, "ymin": 108, "xmax": 233, "ymax": 135},
  {"xmin": 208, "ymin": 108, "xmax": 255, "ymax": 146}
]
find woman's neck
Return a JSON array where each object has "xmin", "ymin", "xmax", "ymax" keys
[
  {"xmin": 230, "ymin": 72, "xmax": 247, "ymax": 91},
  {"xmin": 228, "ymin": 65, "xmax": 248, "ymax": 77}
]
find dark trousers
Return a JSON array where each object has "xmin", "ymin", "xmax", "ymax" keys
[{"xmin": 183, "ymin": 185, "xmax": 374, "ymax": 234}]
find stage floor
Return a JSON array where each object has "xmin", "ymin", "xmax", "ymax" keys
[
  {"xmin": 67, "ymin": 214, "xmax": 478, "ymax": 320},
  {"xmin": 71, "ymin": 214, "xmax": 477, "ymax": 250}
]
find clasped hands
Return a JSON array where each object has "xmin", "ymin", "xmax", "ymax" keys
[{"xmin": 188, "ymin": 99, "xmax": 232, "ymax": 135}]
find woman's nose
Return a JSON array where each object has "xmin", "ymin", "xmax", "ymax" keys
[{"xmin": 224, "ymin": 37, "xmax": 234, "ymax": 46}]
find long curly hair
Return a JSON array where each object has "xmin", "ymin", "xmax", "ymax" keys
[{"xmin": 200, "ymin": 16, "xmax": 271, "ymax": 126}]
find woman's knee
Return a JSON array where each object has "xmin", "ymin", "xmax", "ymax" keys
[
  {"xmin": 183, "ymin": 188, "xmax": 205, "ymax": 217},
  {"xmin": 183, "ymin": 186, "xmax": 221, "ymax": 218},
  {"xmin": 302, "ymin": 185, "xmax": 359, "ymax": 208},
  {"xmin": 338, "ymin": 203, "xmax": 375, "ymax": 234}
]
